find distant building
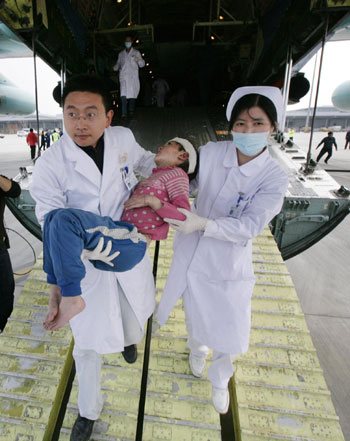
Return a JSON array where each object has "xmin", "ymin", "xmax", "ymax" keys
[
  {"xmin": 0, "ymin": 113, "xmax": 63, "ymax": 134},
  {"xmin": 286, "ymin": 106, "xmax": 350, "ymax": 131}
]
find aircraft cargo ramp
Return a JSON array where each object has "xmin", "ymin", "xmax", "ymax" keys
[{"xmin": 0, "ymin": 228, "xmax": 346, "ymax": 441}]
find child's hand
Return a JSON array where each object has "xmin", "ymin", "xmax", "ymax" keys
[{"xmin": 124, "ymin": 194, "xmax": 162, "ymax": 211}]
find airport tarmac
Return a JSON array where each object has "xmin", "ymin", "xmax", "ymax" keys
[{"xmin": 1, "ymin": 131, "xmax": 349, "ymax": 440}]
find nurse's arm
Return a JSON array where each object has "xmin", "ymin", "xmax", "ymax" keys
[{"xmin": 204, "ymin": 176, "xmax": 288, "ymax": 244}]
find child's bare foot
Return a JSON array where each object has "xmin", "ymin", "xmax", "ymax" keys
[
  {"xmin": 43, "ymin": 285, "xmax": 62, "ymax": 330},
  {"xmin": 46, "ymin": 295, "xmax": 86, "ymax": 331}
]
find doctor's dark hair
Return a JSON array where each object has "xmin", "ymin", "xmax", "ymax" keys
[
  {"xmin": 62, "ymin": 74, "xmax": 113, "ymax": 112},
  {"xmin": 174, "ymin": 141, "xmax": 199, "ymax": 181},
  {"xmin": 228, "ymin": 94, "xmax": 278, "ymax": 131}
]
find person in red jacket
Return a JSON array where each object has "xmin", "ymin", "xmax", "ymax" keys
[{"xmin": 26, "ymin": 128, "xmax": 38, "ymax": 160}]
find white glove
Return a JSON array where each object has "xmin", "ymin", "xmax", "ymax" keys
[
  {"xmin": 164, "ymin": 208, "xmax": 209, "ymax": 235},
  {"xmin": 81, "ymin": 237, "xmax": 120, "ymax": 267}
]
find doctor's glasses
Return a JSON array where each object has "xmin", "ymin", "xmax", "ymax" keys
[{"xmin": 64, "ymin": 111, "xmax": 106, "ymax": 123}]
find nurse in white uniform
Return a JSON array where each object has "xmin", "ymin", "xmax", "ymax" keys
[{"xmin": 157, "ymin": 86, "xmax": 289, "ymax": 414}]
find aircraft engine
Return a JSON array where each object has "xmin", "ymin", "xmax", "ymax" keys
[{"xmin": 332, "ymin": 81, "xmax": 350, "ymax": 111}]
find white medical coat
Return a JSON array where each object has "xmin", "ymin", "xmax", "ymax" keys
[
  {"xmin": 157, "ymin": 141, "xmax": 288, "ymax": 354},
  {"xmin": 113, "ymin": 48, "xmax": 145, "ymax": 99},
  {"xmin": 30, "ymin": 126, "xmax": 156, "ymax": 354}
]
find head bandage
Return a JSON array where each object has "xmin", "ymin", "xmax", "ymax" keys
[
  {"xmin": 169, "ymin": 137, "xmax": 197, "ymax": 174},
  {"xmin": 226, "ymin": 86, "xmax": 284, "ymax": 127}
]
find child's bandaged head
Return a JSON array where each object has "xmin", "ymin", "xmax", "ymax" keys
[{"xmin": 168, "ymin": 137, "xmax": 197, "ymax": 174}]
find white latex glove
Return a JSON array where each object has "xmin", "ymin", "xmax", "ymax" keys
[
  {"xmin": 164, "ymin": 208, "xmax": 209, "ymax": 235},
  {"xmin": 81, "ymin": 237, "xmax": 120, "ymax": 267}
]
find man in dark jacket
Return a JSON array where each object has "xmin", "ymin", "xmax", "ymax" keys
[
  {"xmin": 316, "ymin": 131, "xmax": 338, "ymax": 164},
  {"xmin": 0, "ymin": 175, "xmax": 21, "ymax": 332}
]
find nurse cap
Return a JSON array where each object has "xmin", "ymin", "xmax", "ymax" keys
[
  {"xmin": 226, "ymin": 86, "xmax": 284, "ymax": 126},
  {"xmin": 168, "ymin": 137, "xmax": 197, "ymax": 174}
]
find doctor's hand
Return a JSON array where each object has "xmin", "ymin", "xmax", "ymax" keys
[
  {"xmin": 81, "ymin": 237, "xmax": 120, "ymax": 267},
  {"xmin": 164, "ymin": 208, "xmax": 209, "ymax": 234}
]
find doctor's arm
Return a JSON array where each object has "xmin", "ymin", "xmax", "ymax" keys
[
  {"xmin": 132, "ymin": 139, "xmax": 156, "ymax": 177},
  {"xmin": 30, "ymin": 158, "xmax": 66, "ymax": 227}
]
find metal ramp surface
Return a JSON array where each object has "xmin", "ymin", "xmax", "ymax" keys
[{"xmin": 0, "ymin": 229, "xmax": 346, "ymax": 440}]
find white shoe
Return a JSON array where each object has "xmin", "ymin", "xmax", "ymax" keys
[
  {"xmin": 189, "ymin": 353, "xmax": 206, "ymax": 378},
  {"xmin": 212, "ymin": 386, "xmax": 229, "ymax": 414}
]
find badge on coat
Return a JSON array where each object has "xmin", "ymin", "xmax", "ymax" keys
[
  {"xmin": 121, "ymin": 166, "xmax": 138, "ymax": 190},
  {"xmin": 228, "ymin": 192, "xmax": 249, "ymax": 219}
]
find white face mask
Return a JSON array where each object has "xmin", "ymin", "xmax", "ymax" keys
[
  {"xmin": 232, "ymin": 131, "xmax": 270, "ymax": 156},
  {"xmin": 125, "ymin": 42, "xmax": 132, "ymax": 49}
]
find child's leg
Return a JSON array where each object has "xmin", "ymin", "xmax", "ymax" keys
[
  {"xmin": 43, "ymin": 209, "xmax": 89, "ymax": 329},
  {"xmin": 45, "ymin": 295, "xmax": 85, "ymax": 331}
]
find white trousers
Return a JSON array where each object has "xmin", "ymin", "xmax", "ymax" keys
[
  {"xmin": 72, "ymin": 282, "xmax": 143, "ymax": 420},
  {"xmin": 183, "ymin": 292, "xmax": 235, "ymax": 389}
]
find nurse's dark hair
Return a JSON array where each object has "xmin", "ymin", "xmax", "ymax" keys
[
  {"xmin": 62, "ymin": 74, "xmax": 113, "ymax": 112},
  {"xmin": 228, "ymin": 94, "xmax": 278, "ymax": 131},
  {"xmin": 173, "ymin": 140, "xmax": 199, "ymax": 181}
]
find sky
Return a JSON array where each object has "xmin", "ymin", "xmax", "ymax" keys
[{"xmin": 0, "ymin": 40, "xmax": 349, "ymax": 115}]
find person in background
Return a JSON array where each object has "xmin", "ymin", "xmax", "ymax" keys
[
  {"xmin": 288, "ymin": 128, "xmax": 295, "ymax": 141},
  {"xmin": 45, "ymin": 130, "xmax": 51, "ymax": 148},
  {"xmin": 316, "ymin": 131, "xmax": 337, "ymax": 164},
  {"xmin": 113, "ymin": 35, "xmax": 145, "ymax": 117},
  {"xmin": 26, "ymin": 128, "xmax": 38, "ymax": 160},
  {"xmin": 344, "ymin": 129, "xmax": 350, "ymax": 150},
  {"xmin": 157, "ymin": 86, "xmax": 288, "ymax": 415},
  {"xmin": 152, "ymin": 77, "xmax": 170, "ymax": 108},
  {"xmin": 0, "ymin": 175, "xmax": 21, "ymax": 333},
  {"xmin": 40, "ymin": 130, "xmax": 46, "ymax": 151},
  {"xmin": 58, "ymin": 128, "xmax": 63, "ymax": 137},
  {"xmin": 51, "ymin": 129, "xmax": 60, "ymax": 143}
]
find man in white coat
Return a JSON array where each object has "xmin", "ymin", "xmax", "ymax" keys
[
  {"xmin": 158, "ymin": 86, "xmax": 289, "ymax": 414},
  {"xmin": 30, "ymin": 74, "xmax": 156, "ymax": 441},
  {"xmin": 113, "ymin": 35, "xmax": 145, "ymax": 117}
]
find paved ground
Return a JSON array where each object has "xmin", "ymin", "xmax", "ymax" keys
[{"xmin": 2, "ymin": 130, "xmax": 350, "ymax": 440}]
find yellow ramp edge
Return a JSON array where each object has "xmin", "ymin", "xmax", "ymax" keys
[
  {"xmin": 230, "ymin": 227, "xmax": 346, "ymax": 441},
  {"xmin": 0, "ymin": 256, "xmax": 73, "ymax": 441}
]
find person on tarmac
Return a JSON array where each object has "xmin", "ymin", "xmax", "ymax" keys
[
  {"xmin": 157, "ymin": 86, "xmax": 288, "ymax": 415},
  {"xmin": 316, "ymin": 131, "xmax": 338, "ymax": 164}
]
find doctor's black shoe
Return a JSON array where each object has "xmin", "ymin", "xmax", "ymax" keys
[
  {"xmin": 70, "ymin": 414, "xmax": 95, "ymax": 441},
  {"xmin": 122, "ymin": 344, "xmax": 137, "ymax": 363}
]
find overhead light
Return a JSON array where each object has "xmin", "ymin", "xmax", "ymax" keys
[
  {"xmin": 149, "ymin": 70, "xmax": 152, "ymax": 73},
  {"xmin": 210, "ymin": 35, "xmax": 215, "ymax": 40},
  {"xmin": 142, "ymin": 53, "xmax": 145, "ymax": 56},
  {"xmin": 219, "ymin": 15, "xmax": 224, "ymax": 20},
  {"xmin": 136, "ymin": 39, "xmax": 139, "ymax": 43},
  {"xmin": 117, "ymin": 0, "xmax": 122, "ymax": 3},
  {"xmin": 146, "ymin": 62, "xmax": 149, "ymax": 66},
  {"xmin": 127, "ymin": 21, "xmax": 132, "ymax": 26}
]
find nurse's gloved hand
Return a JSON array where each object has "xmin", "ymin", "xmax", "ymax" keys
[
  {"xmin": 164, "ymin": 208, "xmax": 209, "ymax": 234},
  {"xmin": 81, "ymin": 237, "xmax": 120, "ymax": 267}
]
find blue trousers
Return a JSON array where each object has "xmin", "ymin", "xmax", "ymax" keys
[
  {"xmin": 43, "ymin": 208, "xmax": 147, "ymax": 297},
  {"xmin": 121, "ymin": 96, "xmax": 136, "ymax": 116}
]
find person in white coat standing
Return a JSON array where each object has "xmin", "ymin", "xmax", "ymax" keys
[
  {"xmin": 30, "ymin": 74, "xmax": 156, "ymax": 441},
  {"xmin": 157, "ymin": 86, "xmax": 289, "ymax": 414},
  {"xmin": 113, "ymin": 35, "xmax": 145, "ymax": 117}
]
